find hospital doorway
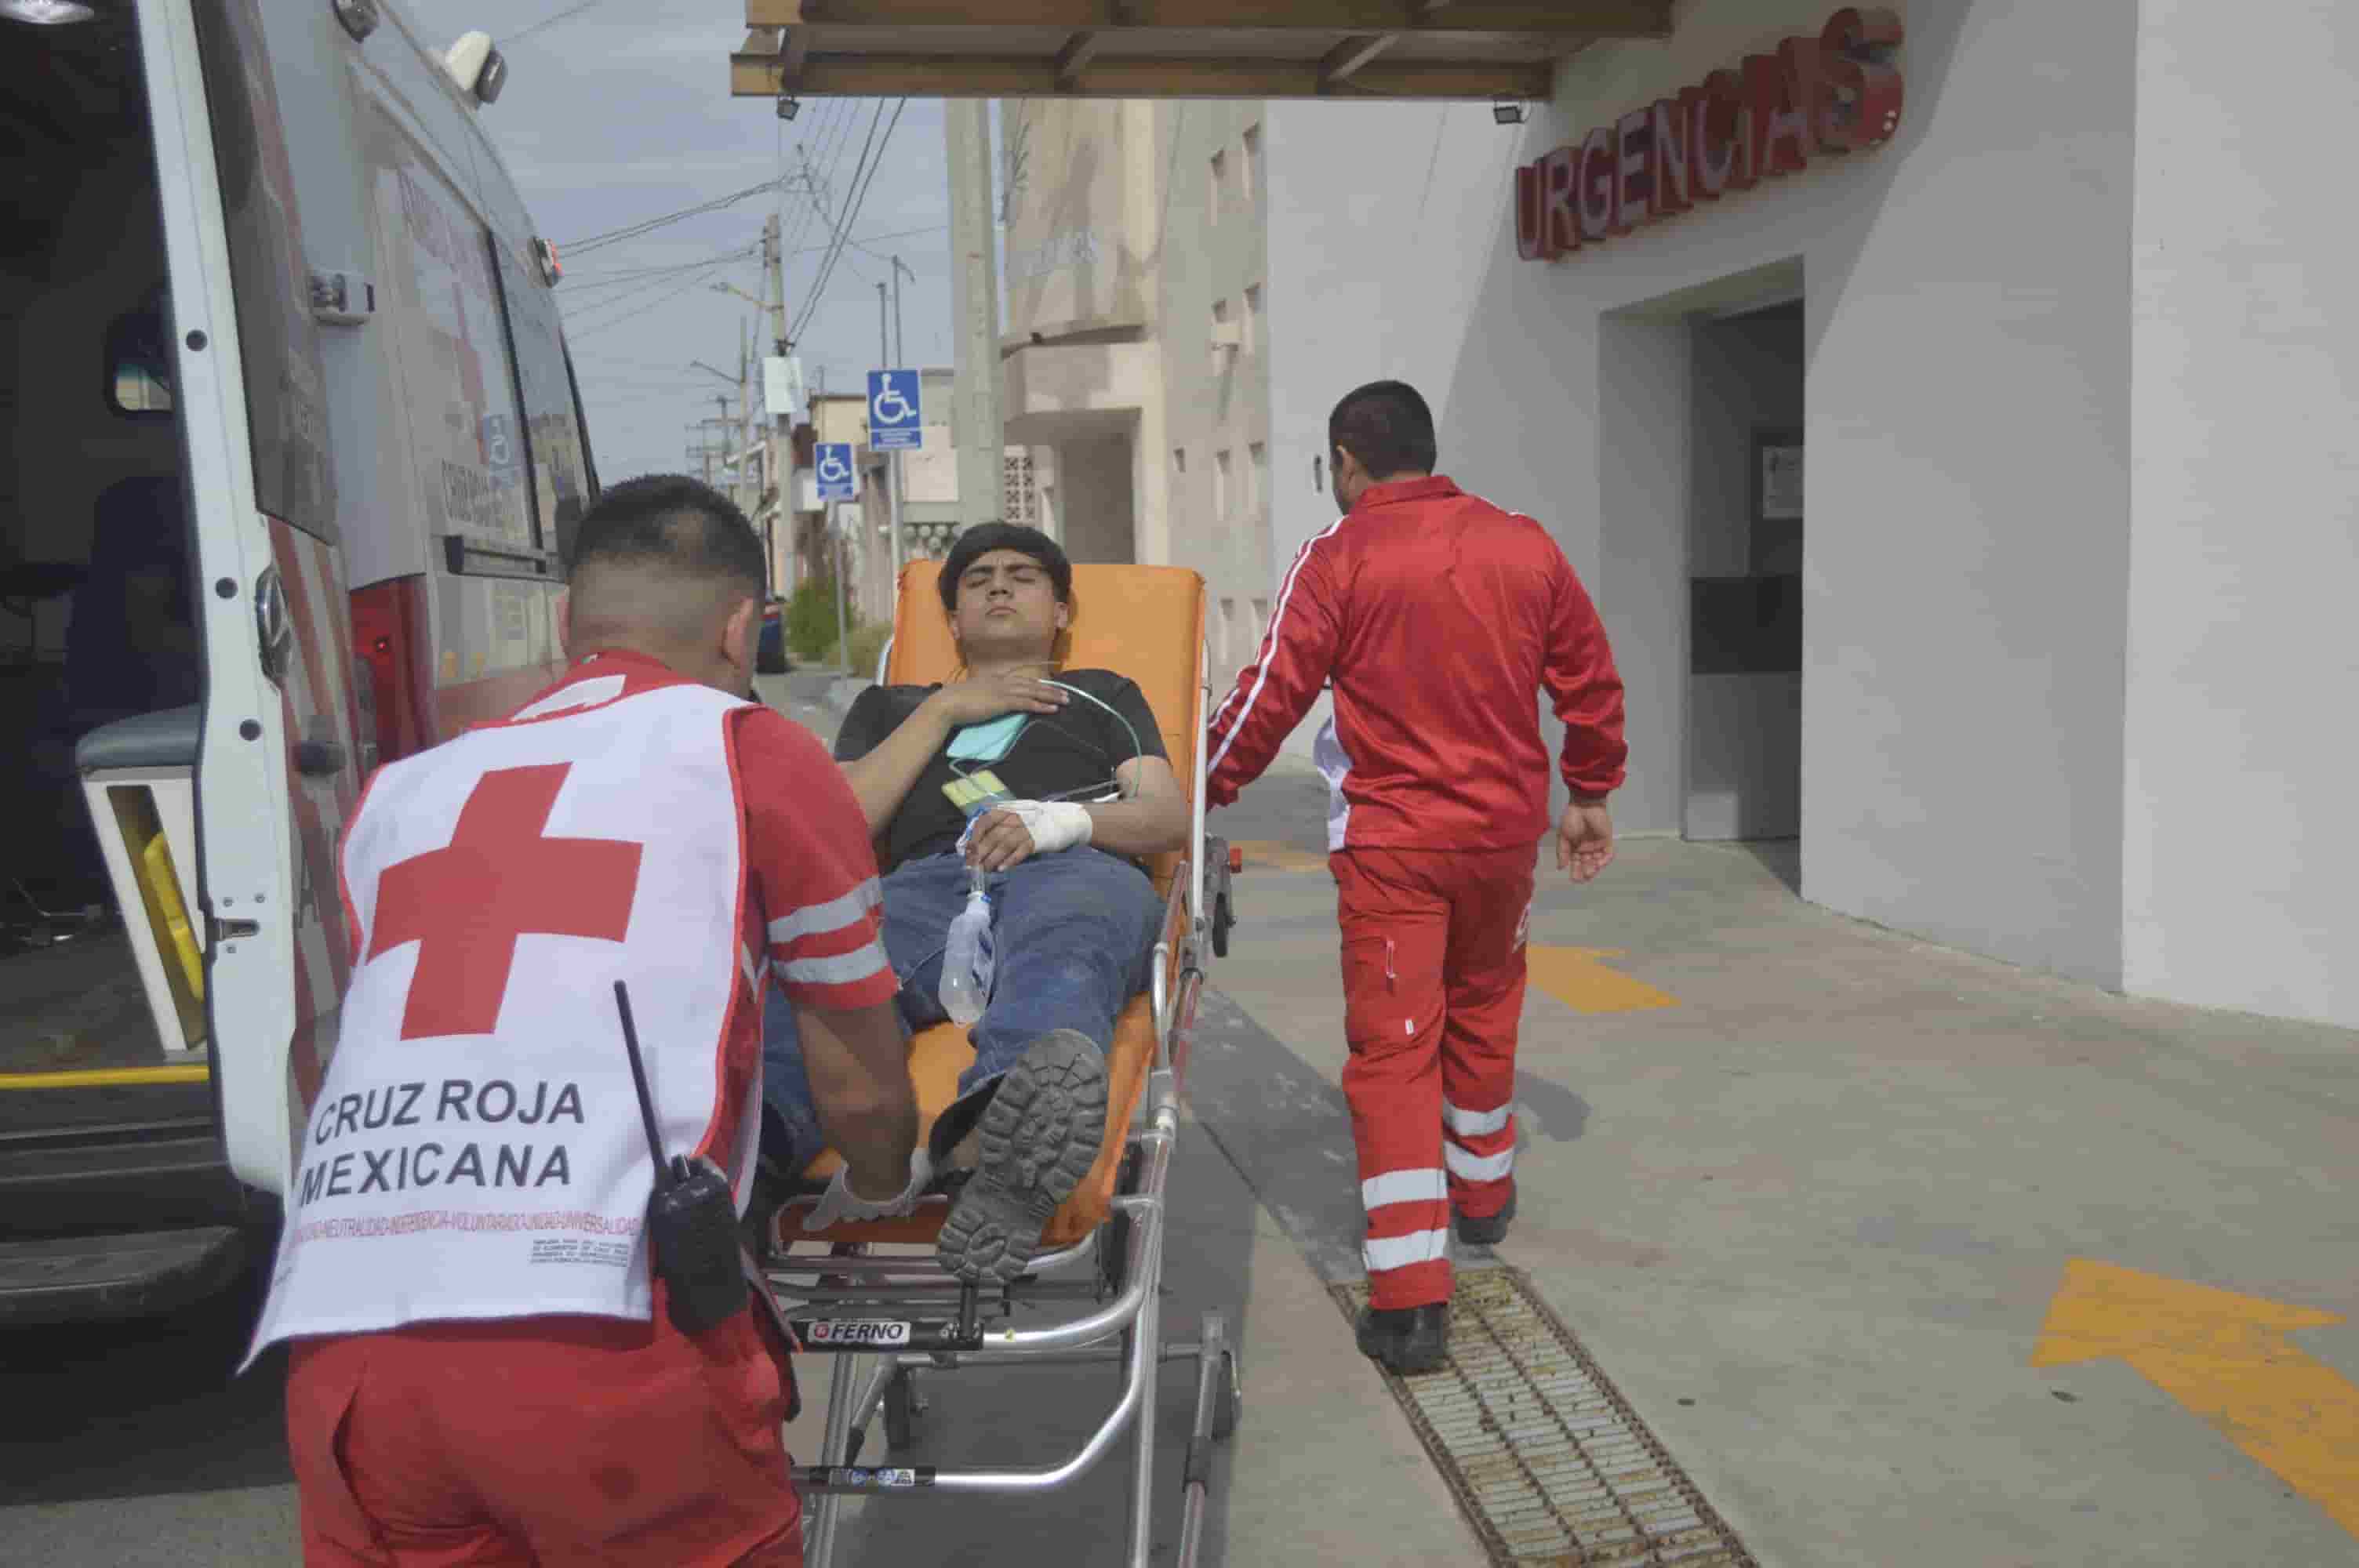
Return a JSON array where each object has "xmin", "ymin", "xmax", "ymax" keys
[{"xmin": 1684, "ymin": 296, "xmax": 1805, "ymax": 880}]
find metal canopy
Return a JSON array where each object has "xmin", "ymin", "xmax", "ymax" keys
[{"xmin": 729, "ymin": 2, "xmax": 1674, "ymax": 103}]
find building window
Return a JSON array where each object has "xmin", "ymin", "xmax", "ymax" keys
[
  {"xmin": 1003, "ymin": 450, "xmax": 1038, "ymax": 524},
  {"xmin": 1209, "ymin": 150, "xmax": 1227, "ymax": 223},
  {"xmin": 1252, "ymin": 597, "xmax": 1270, "ymax": 650},
  {"xmin": 1244, "ymin": 284, "xmax": 1263, "ymax": 354},
  {"xmin": 1241, "ymin": 125, "xmax": 1260, "ymax": 204},
  {"xmin": 1249, "ymin": 442, "xmax": 1267, "ymax": 517},
  {"xmin": 1172, "ymin": 446, "xmax": 1187, "ymax": 474},
  {"xmin": 1215, "ymin": 448, "xmax": 1233, "ymax": 519},
  {"xmin": 1218, "ymin": 597, "xmax": 1238, "ymax": 665}
]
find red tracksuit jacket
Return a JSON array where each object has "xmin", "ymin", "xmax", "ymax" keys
[{"xmin": 1206, "ymin": 475, "xmax": 1627, "ymax": 852}]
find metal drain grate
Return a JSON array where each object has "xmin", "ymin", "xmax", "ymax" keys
[{"xmin": 1333, "ymin": 1269, "xmax": 1756, "ymax": 1566}]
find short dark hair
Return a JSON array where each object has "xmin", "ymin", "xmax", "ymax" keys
[
  {"xmin": 565, "ymin": 474, "xmax": 765, "ymax": 600},
  {"xmin": 937, "ymin": 522, "xmax": 1072, "ymax": 615},
  {"xmin": 1329, "ymin": 379, "xmax": 1438, "ymax": 479}
]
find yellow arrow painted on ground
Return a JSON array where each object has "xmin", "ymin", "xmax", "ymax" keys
[
  {"xmin": 1227, "ymin": 839, "xmax": 1331, "ymax": 874},
  {"xmin": 1525, "ymin": 946, "xmax": 1680, "ymax": 1014},
  {"xmin": 2031, "ymin": 1258, "xmax": 2359, "ymax": 1538},
  {"xmin": 1216, "ymin": 855, "xmax": 1681, "ymax": 1014}
]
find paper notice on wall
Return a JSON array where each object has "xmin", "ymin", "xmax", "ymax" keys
[{"xmin": 1761, "ymin": 444, "xmax": 1803, "ymax": 522}]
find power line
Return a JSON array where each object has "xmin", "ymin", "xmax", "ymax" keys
[
  {"xmin": 568, "ymin": 223, "xmax": 943, "ymax": 289},
  {"xmin": 563, "ymin": 241, "xmax": 762, "ymax": 292},
  {"xmin": 780, "ymin": 99, "xmax": 859, "ymax": 263},
  {"xmin": 562, "ymin": 249, "xmax": 751, "ymax": 323},
  {"xmin": 510, "ymin": 0, "xmax": 609, "ymax": 46},
  {"xmin": 786, "ymin": 100, "xmax": 886, "ymax": 340},
  {"xmin": 555, "ymin": 176, "xmax": 789, "ymax": 256},
  {"xmin": 563, "ymin": 252, "xmax": 756, "ymax": 338},
  {"xmin": 790, "ymin": 98, "xmax": 906, "ymax": 345}
]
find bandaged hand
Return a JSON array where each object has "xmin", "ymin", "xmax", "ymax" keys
[
  {"xmin": 801, "ymin": 1147, "xmax": 933, "ymax": 1232},
  {"xmin": 963, "ymin": 799, "xmax": 1092, "ymax": 872}
]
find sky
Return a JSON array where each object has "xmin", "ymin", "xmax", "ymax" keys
[{"xmin": 402, "ymin": 0, "xmax": 993, "ymax": 485}]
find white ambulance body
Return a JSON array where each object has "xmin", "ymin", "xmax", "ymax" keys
[{"xmin": 0, "ymin": 0, "xmax": 594, "ymax": 1323}]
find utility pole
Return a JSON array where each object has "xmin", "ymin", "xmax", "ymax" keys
[
  {"xmin": 692, "ymin": 404, "xmax": 736, "ymax": 493},
  {"xmin": 758, "ymin": 210, "xmax": 800, "ymax": 596},
  {"xmin": 891, "ymin": 255, "xmax": 914, "ymax": 368},
  {"xmin": 763, "ymin": 211, "xmax": 789, "ymax": 358},
  {"xmin": 944, "ymin": 99, "xmax": 1002, "ymax": 535},
  {"xmin": 839, "ymin": 502, "xmax": 858, "ymax": 674},
  {"xmin": 879, "ymin": 279, "xmax": 904, "ymax": 584},
  {"xmin": 736, "ymin": 321, "xmax": 751, "ymax": 514}
]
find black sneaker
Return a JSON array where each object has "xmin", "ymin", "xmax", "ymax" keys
[
  {"xmin": 935, "ymin": 1030, "xmax": 1108, "ymax": 1287},
  {"xmin": 1355, "ymin": 1302, "xmax": 1448, "ymax": 1375},
  {"xmin": 1454, "ymin": 1185, "xmax": 1517, "ymax": 1247}
]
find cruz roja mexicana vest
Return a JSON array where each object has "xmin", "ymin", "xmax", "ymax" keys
[{"xmin": 242, "ymin": 671, "xmax": 755, "ymax": 1367}]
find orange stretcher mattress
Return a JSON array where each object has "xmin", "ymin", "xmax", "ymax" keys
[{"xmin": 791, "ymin": 559, "xmax": 1204, "ymax": 1252}]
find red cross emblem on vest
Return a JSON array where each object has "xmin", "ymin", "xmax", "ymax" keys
[{"xmin": 369, "ymin": 764, "xmax": 643, "ymax": 1040}]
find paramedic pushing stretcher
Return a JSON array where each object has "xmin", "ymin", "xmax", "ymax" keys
[
  {"xmin": 248, "ymin": 476, "xmax": 921, "ymax": 1566},
  {"xmin": 758, "ymin": 523, "xmax": 1191, "ymax": 1284},
  {"xmin": 1205, "ymin": 381, "xmax": 1628, "ymax": 1375}
]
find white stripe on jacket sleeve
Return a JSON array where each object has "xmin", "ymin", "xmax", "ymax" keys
[{"xmin": 1206, "ymin": 517, "xmax": 1347, "ymax": 778}]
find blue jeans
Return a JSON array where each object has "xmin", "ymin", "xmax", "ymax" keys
[{"xmin": 760, "ymin": 848, "xmax": 1165, "ymax": 1177}]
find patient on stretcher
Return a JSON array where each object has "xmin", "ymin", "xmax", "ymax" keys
[{"xmin": 759, "ymin": 524, "xmax": 1190, "ymax": 1283}]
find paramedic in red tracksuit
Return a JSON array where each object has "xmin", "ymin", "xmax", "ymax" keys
[
  {"xmin": 1205, "ymin": 380, "xmax": 1627, "ymax": 1374},
  {"xmin": 255, "ymin": 476, "xmax": 925, "ymax": 1565}
]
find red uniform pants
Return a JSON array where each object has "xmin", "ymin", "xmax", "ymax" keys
[
  {"xmin": 285, "ymin": 1296, "xmax": 801, "ymax": 1567},
  {"xmin": 1332, "ymin": 845, "xmax": 1533, "ymax": 1311}
]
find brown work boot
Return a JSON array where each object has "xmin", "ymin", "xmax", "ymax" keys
[
  {"xmin": 1355, "ymin": 1302, "xmax": 1448, "ymax": 1375},
  {"xmin": 934, "ymin": 1030, "xmax": 1107, "ymax": 1287}
]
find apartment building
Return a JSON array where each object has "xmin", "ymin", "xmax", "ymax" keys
[{"xmin": 998, "ymin": 99, "xmax": 1275, "ymax": 699}]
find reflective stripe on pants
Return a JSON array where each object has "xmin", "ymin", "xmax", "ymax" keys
[{"xmin": 1333, "ymin": 845, "xmax": 1534, "ymax": 1311}]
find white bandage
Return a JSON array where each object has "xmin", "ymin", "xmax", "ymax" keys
[{"xmin": 992, "ymin": 799, "xmax": 1094, "ymax": 856}]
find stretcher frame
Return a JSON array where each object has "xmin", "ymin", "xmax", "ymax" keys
[{"xmin": 762, "ymin": 561, "xmax": 1242, "ymax": 1568}]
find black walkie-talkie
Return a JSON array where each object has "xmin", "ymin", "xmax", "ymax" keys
[{"xmin": 614, "ymin": 981, "xmax": 747, "ymax": 1335}]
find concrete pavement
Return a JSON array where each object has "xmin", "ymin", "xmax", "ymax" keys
[
  {"xmin": 1204, "ymin": 768, "xmax": 2359, "ymax": 1566},
  {"xmin": 4, "ymin": 675, "xmax": 2354, "ymax": 1564}
]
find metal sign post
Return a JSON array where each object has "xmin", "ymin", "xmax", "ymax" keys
[
  {"xmin": 832, "ymin": 504, "xmax": 851, "ymax": 673},
  {"xmin": 816, "ymin": 444, "xmax": 857, "ymax": 670}
]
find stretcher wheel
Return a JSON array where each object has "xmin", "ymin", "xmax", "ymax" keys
[
  {"xmin": 1211, "ymin": 1348, "xmax": 1241, "ymax": 1443},
  {"xmin": 1211, "ymin": 891, "xmax": 1233, "ymax": 959},
  {"xmin": 884, "ymin": 1367, "xmax": 921, "ymax": 1450}
]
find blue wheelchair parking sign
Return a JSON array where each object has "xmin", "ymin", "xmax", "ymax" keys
[
  {"xmin": 816, "ymin": 442, "xmax": 856, "ymax": 501},
  {"xmin": 867, "ymin": 370, "xmax": 922, "ymax": 451}
]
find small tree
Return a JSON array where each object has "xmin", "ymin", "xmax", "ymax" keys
[
  {"xmin": 785, "ymin": 573, "xmax": 855, "ymax": 664},
  {"xmin": 847, "ymin": 621, "xmax": 892, "ymax": 681}
]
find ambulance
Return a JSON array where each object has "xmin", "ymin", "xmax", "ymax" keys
[{"xmin": 0, "ymin": 0, "xmax": 595, "ymax": 1323}]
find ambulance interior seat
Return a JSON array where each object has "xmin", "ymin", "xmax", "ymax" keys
[
  {"xmin": 66, "ymin": 475, "xmax": 199, "ymax": 735},
  {"xmin": 16, "ymin": 476, "xmax": 198, "ymax": 906}
]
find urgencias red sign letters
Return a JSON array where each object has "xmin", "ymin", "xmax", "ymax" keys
[{"xmin": 1514, "ymin": 7, "xmax": 1904, "ymax": 263}]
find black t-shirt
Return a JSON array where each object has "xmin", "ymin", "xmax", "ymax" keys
[{"xmin": 834, "ymin": 668, "xmax": 1168, "ymax": 868}]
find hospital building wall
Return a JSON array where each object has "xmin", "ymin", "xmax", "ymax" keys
[
  {"xmin": 2119, "ymin": 1, "xmax": 2359, "ymax": 1027},
  {"xmin": 1263, "ymin": 0, "xmax": 2357, "ymax": 1029}
]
